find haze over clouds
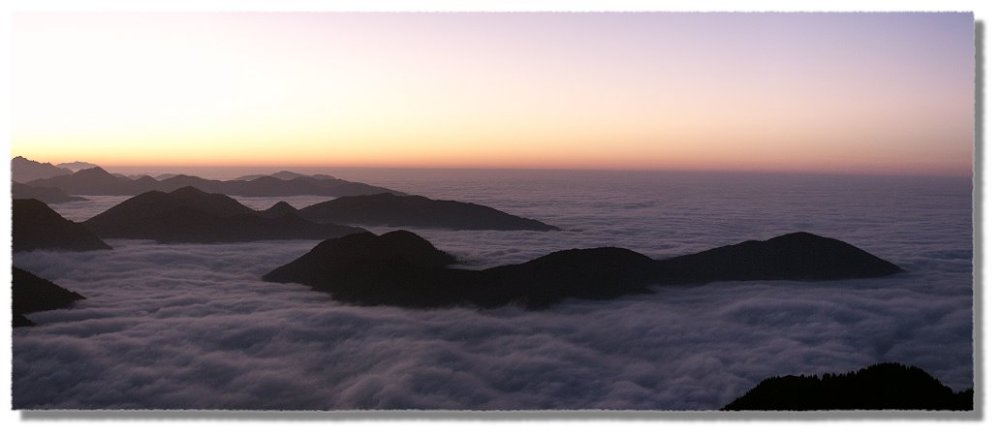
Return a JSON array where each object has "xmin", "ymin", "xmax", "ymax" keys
[{"xmin": 13, "ymin": 172, "xmax": 971, "ymax": 409}]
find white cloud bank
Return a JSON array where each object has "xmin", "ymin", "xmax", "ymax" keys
[{"xmin": 16, "ymin": 172, "xmax": 970, "ymax": 409}]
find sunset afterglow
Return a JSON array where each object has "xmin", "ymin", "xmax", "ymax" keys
[{"xmin": 11, "ymin": 13, "xmax": 973, "ymax": 175}]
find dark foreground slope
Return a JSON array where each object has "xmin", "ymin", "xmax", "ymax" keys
[
  {"xmin": 84, "ymin": 187, "xmax": 364, "ymax": 243},
  {"xmin": 12, "ymin": 267, "xmax": 86, "ymax": 327},
  {"xmin": 264, "ymin": 231, "xmax": 901, "ymax": 309},
  {"xmin": 84, "ymin": 187, "xmax": 365, "ymax": 243},
  {"xmin": 723, "ymin": 363, "xmax": 973, "ymax": 411},
  {"xmin": 298, "ymin": 193, "xmax": 559, "ymax": 231},
  {"xmin": 13, "ymin": 199, "xmax": 112, "ymax": 252}
]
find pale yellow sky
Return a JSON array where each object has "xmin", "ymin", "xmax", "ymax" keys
[{"xmin": 11, "ymin": 12, "xmax": 974, "ymax": 175}]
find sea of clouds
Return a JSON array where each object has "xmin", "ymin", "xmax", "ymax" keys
[{"xmin": 12, "ymin": 171, "xmax": 972, "ymax": 409}]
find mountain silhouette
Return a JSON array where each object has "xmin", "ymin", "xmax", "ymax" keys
[
  {"xmin": 475, "ymin": 248, "xmax": 657, "ymax": 308},
  {"xmin": 264, "ymin": 231, "xmax": 901, "ymax": 309},
  {"xmin": 27, "ymin": 165, "xmax": 398, "ymax": 197},
  {"xmin": 13, "ymin": 267, "xmax": 86, "ymax": 327},
  {"xmin": 12, "ymin": 182, "xmax": 84, "ymax": 204},
  {"xmin": 11, "ymin": 156, "xmax": 71, "ymax": 183},
  {"xmin": 55, "ymin": 161, "xmax": 99, "ymax": 172},
  {"xmin": 25, "ymin": 166, "xmax": 159, "ymax": 195},
  {"xmin": 263, "ymin": 230, "xmax": 470, "ymax": 307},
  {"xmin": 13, "ymin": 199, "xmax": 112, "ymax": 252},
  {"xmin": 233, "ymin": 171, "xmax": 336, "ymax": 181},
  {"xmin": 84, "ymin": 186, "xmax": 366, "ymax": 243},
  {"xmin": 656, "ymin": 232, "xmax": 903, "ymax": 283},
  {"xmin": 260, "ymin": 201, "xmax": 300, "ymax": 218},
  {"xmin": 722, "ymin": 363, "xmax": 973, "ymax": 410},
  {"xmin": 298, "ymin": 193, "xmax": 560, "ymax": 231}
]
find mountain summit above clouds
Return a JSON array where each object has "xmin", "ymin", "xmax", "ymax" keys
[
  {"xmin": 83, "ymin": 186, "xmax": 366, "ymax": 243},
  {"xmin": 56, "ymin": 161, "xmax": 100, "ymax": 172},
  {"xmin": 11, "ymin": 156, "xmax": 72, "ymax": 183},
  {"xmin": 26, "ymin": 164, "xmax": 398, "ymax": 197},
  {"xmin": 12, "ymin": 199, "xmax": 112, "ymax": 252},
  {"xmin": 265, "ymin": 231, "xmax": 902, "ymax": 309},
  {"xmin": 299, "ymin": 193, "xmax": 560, "ymax": 231}
]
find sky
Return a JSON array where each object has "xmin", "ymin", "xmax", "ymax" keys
[{"xmin": 10, "ymin": 12, "xmax": 974, "ymax": 175}]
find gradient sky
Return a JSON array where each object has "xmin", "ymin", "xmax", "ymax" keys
[{"xmin": 10, "ymin": 12, "xmax": 973, "ymax": 175}]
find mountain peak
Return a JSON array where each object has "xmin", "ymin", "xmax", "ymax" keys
[
  {"xmin": 56, "ymin": 161, "xmax": 100, "ymax": 172},
  {"xmin": 13, "ymin": 199, "xmax": 112, "ymax": 252},
  {"xmin": 261, "ymin": 201, "xmax": 299, "ymax": 218},
  {"xmin": 11, "ymin": 156, "xmax": 72, "ymax": 183}
]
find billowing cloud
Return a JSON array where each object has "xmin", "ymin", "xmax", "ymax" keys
[
  {"xmin": 15, "ymin": 173, "xmax": 971, "ymax": 410},
  {"xmin": 12, "ymin": 238, "xmax": 971, "ymax": 410}
]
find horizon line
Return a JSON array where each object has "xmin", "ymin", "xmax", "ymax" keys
[{"xmin": 10, "ymin": 155, "xmax": 972, "ymax": 178}]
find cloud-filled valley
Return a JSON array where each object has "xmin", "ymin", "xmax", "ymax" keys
[{"xmin": 12, "ymin": 171, "xmax": 973, "ymax": 410}]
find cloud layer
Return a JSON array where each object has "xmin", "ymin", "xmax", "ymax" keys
[{"xmin": 14, "ymin": 172, "xmax": 972, "ymax": 410}]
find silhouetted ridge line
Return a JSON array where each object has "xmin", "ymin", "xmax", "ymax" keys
[
  {"xmin": 264, "ymin": 231, "xmax": 901, "ymax": 309},
  {"xmin": 260, "ymin": 201, "xmax": 300, "ymax": 218},
  {"xmin": 27, "ymin": 166, "xmax": 159, "ymax": 195},
  {"xmin": 13, "ymin": 199, "xmax": 112, "ymax": 252},
  {"xmin": 12, "ymin": 267, "xmax": 86, "ymax": 327},
  {"xmin": 55, "ymin": 161, "xmax": 99, "ymax": 172},
  {"xmin": 84, "ymin": 186, "xmax": 366, "ymax": 243},
  {"xmin": 233, "ymin": 171, "xmax": 336, "ymax": 181},
  {"xmin": 298, "ymin": 193, "xmax": 559, "ymax": 231},
  {"xmin": 11, "ymin": 156, "xmax": 71, "ymax": 183},
  {"xmin": 656, "ymin": 232, "xmax": 903, "ymax": 282},
  {"xmin": 12, "ymin": 182, "xmax": 84, "ymax": 204},
  {"xmin": 722, "ymin": 363, "xmax": 973, "ymax": 410},
  {"xmin": 26, "ymin": 165, "xmax": 399, "ymax": 197}
]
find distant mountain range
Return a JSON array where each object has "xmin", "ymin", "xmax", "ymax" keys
[
  {"xmin": 12, "ymin": 183, "xmax": 559, "ymax": 246},
  {"xmin": 11, "ymin": 159, "xmax": 558, "ymax": 231},
  {"xmin": 56, "ymin": 161, "xmax": 99, "ymax": 172},
  {"xmin": 11, "ymin": 156, "xmax": 72, "ymax": 183},
  {"xmin": 232, "ymin": 171, "xmax": 337, "ymax": 181},
  {"xmin": 11, "ymin": 157, "xmax": 400, "ymax": 197},
  {"xmin": 264, "ymin": 231, "xmax": 903, "ymax": 309},
  {"xmin": 298, "ymin": 193, "xmax": 559, "ymax": 231},
  {"xmin": 12, "ymin": 182, "xmax": 84, "ymax": 204},
  {"xmin": 83, "ymin": 186, "xmax": 366, "ymax": 243},
  {"xmin": 24, "ymin": 166, "xmax": 401, "ymax": 197},
  {"xmin": 13, "ymin": 199, "xmax": 112, "ymax": 252},
  {"xmin": 723, "ymin": 363, "xmax": 972, "ymax": 410}
]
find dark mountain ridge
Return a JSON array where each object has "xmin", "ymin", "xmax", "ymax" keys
[
  {"xmin": 27, "ymin": 165, "xmax": 398, "ymax": 197},
  {"xmin": 722, "ymin": 363, "xmax": 973, "ymax": 410},
  {"xmin": 12, "ymin": 267, "xmax": 87, "ymax": 327},
  {"xmin": 24, "ymin": 166, "xmax": 158, "ymax": 195},
  {"xmin": 55, "ymin": 161, "xmax": 99, "ymax": 172},
  {"xmin": 260, "ymin": 201, "xmax": 300, "ymax": 218},
  {"xmin": 12, "ymin": 182, "xmax": 84, "ymax": 204},
  {"xmin": 11, "ymin": 156, "xmax": 72, "ymax": 183},
  {"xmin": 83, "ymin": 186, "xmax": 365, "ymax": 243},
  {"xmin": 656, "ymin": 232, "xmax": 903, "ymax": 282},
  {"xmin": 264, "ymin": 231, "xmax": 902, "ymax": 309},
  {"xmin": 233, "ymin": 171, "xmax": 336, "ymax": 181},
  {"xmin": 13, "ymin": 199, "xmax": 112, "ymax": 252},
  {"xmin": 298, "ymin": 193, "xmax": 559, "ymax": 231}
]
